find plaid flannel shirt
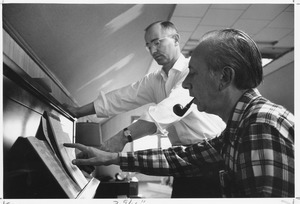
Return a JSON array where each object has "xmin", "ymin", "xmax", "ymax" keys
[{"xmin": 119, "ymin": 89, "xmax": 294, "ymax": 197}]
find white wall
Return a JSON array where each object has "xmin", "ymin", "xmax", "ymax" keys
[{"xmin": 258, "ymin": 62, "xmax": 294, "ymax": 114}]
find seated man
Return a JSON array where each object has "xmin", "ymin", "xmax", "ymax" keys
[{"xmin": 65, "ymin": 28, "xmax": 294, "ymax": 197}]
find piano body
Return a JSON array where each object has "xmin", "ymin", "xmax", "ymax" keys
[{"xmin": 3, "ymin": 20, "xmax": 100, "ymax": 199}]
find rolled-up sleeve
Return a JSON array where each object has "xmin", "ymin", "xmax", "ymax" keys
[
  {"xmin": 93, "ymin": 73, "xmax": 156, "ymax": 117},
  {"xmin": 139, "ymin": 84, "xmax": 193, "ymax": 135}
]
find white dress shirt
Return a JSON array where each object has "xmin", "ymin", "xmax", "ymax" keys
[{"xmin": 93, "ymin": 54, "xmax": 225, "ymax": 146}]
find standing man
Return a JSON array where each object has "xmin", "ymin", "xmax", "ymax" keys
[
  {"xmin": 65, "ymin": 28, "xmax": 294, "ymax": 197},
  {"xmin": 66, "ymin": 21, "xmax": 225, "ymax": 198}
]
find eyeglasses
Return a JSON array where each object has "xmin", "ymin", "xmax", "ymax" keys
[{"xmin": 145, "ymin": 35, "xmax": 174, "ymax": 52}]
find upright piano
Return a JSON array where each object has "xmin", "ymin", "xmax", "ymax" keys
[{"xmin": 3, "ymin": 22, "xmax": 100, "ymax": 198}]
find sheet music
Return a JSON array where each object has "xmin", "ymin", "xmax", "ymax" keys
[
  {"xmin": 28, "ymin": 137, "xmax": 81, "ymax": 198},
  {"xmin": 47, "ymin": 115, "xmax": 89, "ymax": 189},
  {"xmin": 41, "ymin": 116, "xmax": 56, "ymax": 152}
]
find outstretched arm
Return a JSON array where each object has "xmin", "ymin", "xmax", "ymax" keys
[
  {"xmin": 119, "ymin": 138, "xmax": 224, "ymax": 177},
  {"xmin": 64, "ymin": 102, "xmax": 96, "ymax": 118},
  {"xmin": 100, "ymin": 119, "xmax": 157, "ymax": 152},
  {"xmin": 64, "ymin": 135, "xmax": 224, "ymax": 177}
]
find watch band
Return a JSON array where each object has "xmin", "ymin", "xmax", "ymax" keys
[{"xmin": 123, "ymin": 127, "xmax": 133, "ymax": 142}]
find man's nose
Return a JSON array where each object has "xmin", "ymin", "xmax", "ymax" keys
[{"xmin": 182, "ymin": 77, "xmax": 190, "ymax": 90}]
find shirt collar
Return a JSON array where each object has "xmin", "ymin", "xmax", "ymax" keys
[
  {"xmin": 160, "ymin": 54, "xmax": 188, "ymax": 81},
  {"xmin": 224, "ymin": 88, "xmax": 261, "ymax": 143},
  {"xmin": 232, "ymin": 88, "xmax": 261, "ymax": 122}
]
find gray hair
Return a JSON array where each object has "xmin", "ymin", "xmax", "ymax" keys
[{"xmin": 198, "ymin": 28, "xmax": 263, "ymax": 89}]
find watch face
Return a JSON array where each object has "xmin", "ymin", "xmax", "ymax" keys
[
  {"xmin": 123, "ymin": 128, "xmax": 133, "ymax": 142},
  {"xmin": 127, "ymin": 135, "xmax": 133, "ymax": 142},
  {"xmin": 124, "ymin": 129, "xmax": 131, "ymax": 136}
]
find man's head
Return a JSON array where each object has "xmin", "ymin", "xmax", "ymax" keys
[
  {"xmin": 144, "ymin": 21, "xmax": 181, "ymax": 68},
  {"xmin": 183, "ymin": 29, "xmax": 263, "ymax": 117}
]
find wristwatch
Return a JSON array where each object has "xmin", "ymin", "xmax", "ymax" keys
[{"xmin": 123, "ymin": 127, "xmax": 133, "ymax": 142}]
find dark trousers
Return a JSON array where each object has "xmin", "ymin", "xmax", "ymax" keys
[{"xmin": 171, "ymin": 175, "xmax": 221, "ymax": 198}]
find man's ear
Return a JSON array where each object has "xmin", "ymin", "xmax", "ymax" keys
[{"xmin": 219, "ymin": 66, "xmax": 235, "ymax": 91}]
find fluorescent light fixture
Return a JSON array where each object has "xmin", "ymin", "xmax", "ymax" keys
[
  {"xmin": 262, "ymin": 58, "xmax": 273, "ymax": 67},
  {"xmin": 105, "ymin": 5, "xmax": 143, "ymax": 34}
]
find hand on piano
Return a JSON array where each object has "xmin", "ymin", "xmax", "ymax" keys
[{"xmin": 63, "ymin": 143, "xmax": 120, "ymax": 166}]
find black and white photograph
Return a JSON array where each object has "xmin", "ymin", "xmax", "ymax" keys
[{"xmin": 1, "ymin": 1, "xmax": 297, "ymax": 203}]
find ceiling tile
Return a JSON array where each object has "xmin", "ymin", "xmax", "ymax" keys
[
  {"xmin": 253, "ymin": 27, "xmax": 293, "ymax": 42},
  {"xmin": 173, "ymin": 4, "xmax": 210, "ymax": 17},
  {"xmin": 210, "ymin": 4, "xmax": 250, "ymax": 10},
  {"xmin": 284, "ymin": 4, "xmax": 294, "ymax": 12},
  {"xmin": 170, "ymin": 16, "xmax": 201, "ymax": 32},
  {"xmin": 268, "ymin": 11, "xmax": 294, "ymax": 28},
  {"xmin": 179, "ymin": 31, "xmax": 193, "ymax": 47},
  {"xmin": 200, "ymin": 9, "xmax": 244, "ymax": 26},
  {"xmin": 275, "ymin": 34, "xmax": 294, "ymax": 47},
  {"xmin": 191, "ymin": 25, "xmax": 225, "ymax": 40},
  {"xmin": 233, "ymin": 19, "xmax": 270, "ymax": 36},
  {"xmin": 240, "ymin": 4, "xmax": 289, "ymax": 20}
]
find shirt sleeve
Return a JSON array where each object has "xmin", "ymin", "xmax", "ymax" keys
[
  {"xmin": 234, "ymin": 123, "xmax": 294, "ymax": 197},
  {"xmin": 93, "ymin": 73, "xmax": 156, "ymax": 117},
  {"xmin": 139, "ymin": 83, "xmax": 194, "ymax": 135},
  {"xmin": 119, "ymin": 135, "xmax": 224, "ymax": 177}
]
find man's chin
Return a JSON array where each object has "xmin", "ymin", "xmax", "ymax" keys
[
  {"xmin": 154, "ymin": 57, "xmax": 167, "ymax": 64},
  {"xmin": 155, "ymin": 59, "xmax": 164, "ymax": 65}
]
